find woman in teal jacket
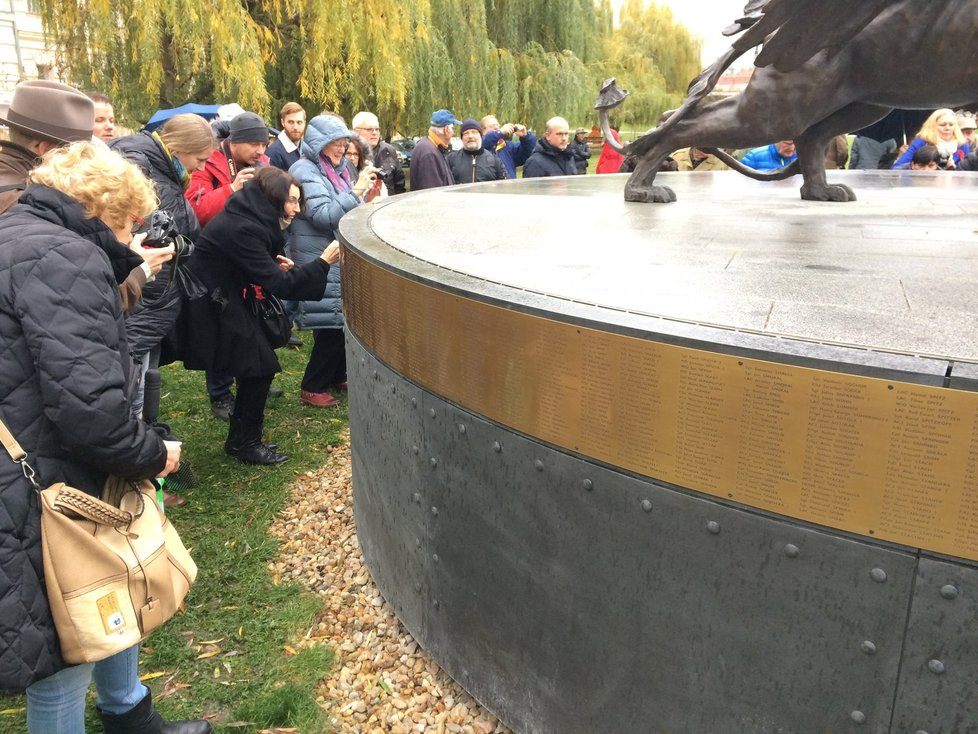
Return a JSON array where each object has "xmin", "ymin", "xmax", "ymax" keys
[{"xmin": 287, "ymin": 116, "xmax": 377, "ymax": 407}]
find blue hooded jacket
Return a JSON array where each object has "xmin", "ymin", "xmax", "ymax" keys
[
  {"xmin": 483, "ymin": 129, "xmax": 537, "ymax": 178},
  {"xmin": 286, "ymin": 116, "xmax": 359, "ymax": 330}
]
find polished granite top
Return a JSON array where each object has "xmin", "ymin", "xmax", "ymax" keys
[{"xmin": 355, "ymin": 171, "xmax": 978, "ymax": 362}]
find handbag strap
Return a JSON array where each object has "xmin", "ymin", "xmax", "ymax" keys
[
  {"xmin": 0, "ymin": 415, "xmax": 40, "ymax": 490},
  {"xmin": 50, "ymin": 485, "xmax": 136, "ymax": 527}
]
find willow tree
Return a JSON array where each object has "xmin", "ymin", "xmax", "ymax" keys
[{"xmin": 39, "ymin": 0, "xmax": 283, "ymax": 124}]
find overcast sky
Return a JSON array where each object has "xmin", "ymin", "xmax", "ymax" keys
[{"xmin": 639, "ymin": 0, "xmax": 748, "ymax": 66}]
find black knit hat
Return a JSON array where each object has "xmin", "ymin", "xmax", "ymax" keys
[
  {"xmin": 228, "ymin": 112, "xmax": 268, "ymax": 143},
  {"xmin": 461, "ymin": 118, "xmax": 481, "ymax": 135}
]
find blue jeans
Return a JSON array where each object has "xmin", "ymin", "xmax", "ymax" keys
[
  {"xmin": 205, "ymin": 371, "xmax": 234, "ymax": 401},
  {"xmin": 25, "ymin": 644, "xmax": 147, "ymax": 733}
]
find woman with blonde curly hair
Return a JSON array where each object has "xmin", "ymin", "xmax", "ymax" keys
[
  {"xmin": 891, "ymin": 108, "xmax": 971, "ymax": 169},
  {"xmin": 0, "ymin": 141, "xmax": 210, "ymax": 733}
]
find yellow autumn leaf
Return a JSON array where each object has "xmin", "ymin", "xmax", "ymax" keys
[
  {"xmin": 196, "ymin": 651, "xmax": 219, "ymax": 659},
  {"xmin": 139, "ymin": 671, "xmax": 169, "ymax": 681},
  {"xmin": 283, "ymin": 645, "xmax": 298, "ymax": 656}
]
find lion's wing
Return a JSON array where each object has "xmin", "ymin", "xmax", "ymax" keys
[{"xmin": 724, "ymin": 0, "xmax": 893, "ymax": 72}]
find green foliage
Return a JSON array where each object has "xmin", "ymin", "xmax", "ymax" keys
[{"xmin": 38, "ymin": 0, "xmax": 700, "ymax": 139}]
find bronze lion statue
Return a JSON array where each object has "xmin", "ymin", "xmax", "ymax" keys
[{"xmin": 597, "ymin": 0, "xmax": 978, "ymax": 202}]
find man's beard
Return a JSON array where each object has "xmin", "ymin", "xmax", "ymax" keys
[{"xmin": 463, "ymin": 140, "xmax": 482, "ymax": 152}]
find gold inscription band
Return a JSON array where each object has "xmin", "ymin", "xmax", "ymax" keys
[{"xmin": 344, "ymin": 250, "xmax": 978, "ymax": 562}]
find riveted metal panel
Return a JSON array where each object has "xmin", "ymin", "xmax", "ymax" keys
[
  {"xmin": 406, "ymin": 390, "xmax": 917, "ymax": 734},
  {"xmin": 347, "ymin": 335, "xmax": 429, "ymax": 633},
  {"xmin": 890, "ymin": 557, "xmax": 978, "ymax": 734}
]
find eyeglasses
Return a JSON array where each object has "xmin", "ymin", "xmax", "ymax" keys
[{"xmin": 356, "ymin": 126, "xmax": 380, "ymax": 133}]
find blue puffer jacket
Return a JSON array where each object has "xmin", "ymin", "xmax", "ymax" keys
[{"xmin": 287, "ymin": 116, "xmax": 361, "ymax": 330}]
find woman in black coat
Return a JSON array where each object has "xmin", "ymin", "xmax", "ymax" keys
[{"xmin": 186, "ymin": 166, "xmax": 339, "ymax": 465}]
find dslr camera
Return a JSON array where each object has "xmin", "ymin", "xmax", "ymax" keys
[{"xmin": 135, "ymin": 209, "xmax": 193, "ymax": 257}]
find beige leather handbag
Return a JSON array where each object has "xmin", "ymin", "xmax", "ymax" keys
[{"xmin": 1, "ymin": 419, "xmax": 197, "ymax": 664}]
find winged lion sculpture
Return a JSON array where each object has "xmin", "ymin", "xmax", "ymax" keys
[{"xmin": 596, "ymin": 0, "xmax": 978, "ymax": 202}]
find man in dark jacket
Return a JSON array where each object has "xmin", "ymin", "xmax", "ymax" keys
[
  {"xmin": 481, "ymin": 115, "xmax": 536, "ymax": 178},
  {"xmin": 568, "ymin": 127, "xmax": 592, "ymax": 174},
  {"xmin": 446, "ymin": 118, "xmax": 508, "ymax": 184},
  {"xmin": 523, "ymin": 117, "xmax": 578, "ymax": 178},
  {"xmin": 352, "ymin": 110, "xmax": 407, "ymax": 194},
  {"xmin": 0, "ymin": 80, "xmax": 95, "ymax": 213},
  {"xmin": 410, "ymin": 109, "xmax": 459, "ymax": 190},
  {"xmin": 266, "ymin": 101, "xmax": 306, "ymax": 171}
]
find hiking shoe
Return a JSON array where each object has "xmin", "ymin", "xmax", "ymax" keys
[
  {"xmin": 210, "ymin": 394, "xmax": 234, "ymax": 421},
  {"xmin": 300, "ymin": 390, "xmax": 339, "ymax": 408}
]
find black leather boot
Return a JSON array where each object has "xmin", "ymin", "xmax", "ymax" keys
[
  {"xmin": 99, "ymin": 690, "xmax": 211, "ymax": 734},
  {"xmin": 235, "ymin": 440, "xmax": 289, "ymax": 465}
]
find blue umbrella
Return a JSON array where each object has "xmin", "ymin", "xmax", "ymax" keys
[{"xmin": 143, "ymin": 103, "xmax": 222, "ymax": 132}]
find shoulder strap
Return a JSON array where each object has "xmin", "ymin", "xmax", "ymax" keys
[
  {"xmin": 0, "ymin": 415, "xmax": 40, "ymax": 489},
  {"xmin": 0, "ymin": 183, "xmax": 26, "ymax": 194}
]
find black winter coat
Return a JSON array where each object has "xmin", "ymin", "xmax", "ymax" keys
[
  {"xmin": 109, "ymin": 132, "xmax": 202, "ymax": 359},
  {"xmin": 522, "ymin": 138, "xmax": 578, "ymax": 178},
  {"xmin": 0, "ymin": 185, "xmax": 167, "ymax": 691},
  {"xmin": 184, "ymin": 182, "xmax": 331, "ymax": 378},
  {"xmin": 446, "ymin": 147, "xmax": 508, "ymax": 184}
]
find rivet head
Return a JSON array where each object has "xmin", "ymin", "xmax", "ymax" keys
[
  {"xmin": 870, "ymin": 568, "xmax": 888, "ymax": 583},
  {"xmin": 850, "ymin": 710, "xmax": 866, "ymax": 725},
  {"xmin": 940, "ymin": 584, "xmax": 959, "ymax": 600},
  {"xmin": 784, "ymin": 543, "xmax": 800, "ymax": 558},
  {"xmin": 860, "ymin": 640, "xmax": 877, "ymax": 655},
  {"xmin": 428, "ymin": 408, "xmax": 436, "ymax": 418},
  {"xmin": 411, "ymin": 397, "xmax": 418, "ymax": 407},
  {"xmin": 431, "ymin": 506, "xmax": 438, "ymax": 516},
  {"xmin": 432, "ymin": 554, "xmax": 440, "ymax": 563},
  {"xmin": 534, "ymin": 459, "xmax": 545, "ymax": 471},
  {"xmin": 927, "ymin": 659, "xmax": 946, "ymax": 675},
  {"xmin": 493, "ymin": 441, "xmax": 502, "ymax": 453},
  {"xmin": 458, "ymin": 423, "xmax": 466, "ymax": 434},
  {"xmin": 706, "ymin": 521, "xmax": 721, "ymax": 535},
  {"xmin": 433, "ymin": 599, "xmax": 440, "ymax": 609},
  {"xmin": 412, "ymin": 445, "xmax": 420, "ymax": 455},
  {"xmin": 582, "ymin": 478, "xmax": 594, "ymax": 491},
  {"xmin": 412, "ymin": 492, "xmax": 421, "ymax": 503},
  {"xmin": 373, "ymin": 370, "xmax": 379, "ymax": 380},
  {"xmin": 390, "ymin": 383, "xmax": 397, "ymax": 393},
  {"xmin": 641, "ymin": 499, "xmax": 653, "ymax": 512},
  {"xmin": 430, "ymin": 457, "xmax": 438, "ymax": 468},
  {"xmin": 415, "ymin": 537, "xmax": 422, "ymax": 548},
  {"xmin": 415, "ymin": 582, "xmax": 422, "ymax": 592}
]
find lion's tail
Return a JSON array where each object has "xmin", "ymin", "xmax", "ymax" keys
[{"xmin": 703, "ymin": 147, "xmax": 801, "ymax": 181}]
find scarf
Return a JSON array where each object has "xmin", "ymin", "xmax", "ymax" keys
[
  {"xmin": 320, "ymin": 153, "xmax": 352, "ymax": 192},
  {"xmin": 153, "ymin": 131, "xmax": 190, "ymax": 187}
]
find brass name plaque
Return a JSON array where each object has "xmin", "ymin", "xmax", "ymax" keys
[{"xmin": 344, "ymin": 251, "xmax": 978, "ymax": 561}]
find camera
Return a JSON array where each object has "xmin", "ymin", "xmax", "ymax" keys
[{"xmin": 135, "ymin": 209, "xmax": 193, "ymax": 257}]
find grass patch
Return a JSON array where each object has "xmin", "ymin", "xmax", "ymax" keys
[{"xmin": 0, "ymin": 336, "xmax": 346, "ymax": 733}]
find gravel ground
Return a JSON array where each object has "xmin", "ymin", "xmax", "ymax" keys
[{"xmin": 268, "ymin": 434, "xmax": 513, "ymax": 734}]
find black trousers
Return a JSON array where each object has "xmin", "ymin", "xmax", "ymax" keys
[
  {"xmin": 230, "ymin": 374, "xmax": 274, "ymax": 444},
  {"xmin": 301, "ymin": 328, "xmax": 346, "ymax": 392}
]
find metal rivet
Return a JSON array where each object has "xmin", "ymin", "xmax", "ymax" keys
[
  {"xmin": 432, "ymin": 554, "xmax": 440, "ymax": 563},
  {"xmin": 411, "ymin": 397, "xmax": 417, "ymax": 407},
  {"xmin": 412, "ymin": 492, "xmax": 421, "ymax": 503},
  {"xmin": 458, "ymin": 424, "xmax": 466, "ymax": 434},
  {"xmin": 428, "ymin": 408, "xmax": 436, "ymax": 418},
  {"xmin": 850, "ymin": 710, "xmax": 866, "ymax": 725},
  {"xmin": 493, "ymin": 441, "xmax": 502, "ymax": 453},
  {"xmin": 431, "ymin": 506, "xmax": 438, "ymax": 516},
  {"xmin": 414, "ymin": 582, "xmax": 422, "ymax": 592},
  {"xmin": 391, "ymin": 383, "xmax": 396, "ymax": 393},
  {"xmin": 415, "ymin": 538, "xmax": 421, "ymax": 548},
  {"xmin": 430, "ymin": 457, "xmax": 438, "ymax": 468},
  {"xmin": 641, "ymin": 499, "xmax": 653, "ymax": 512},
  {"xmin": 784, "ymin": 544, "xmax": 800, "ymax": 558},
  {"xmin": 534, "ymin": 459, "xmax": 545, "ymax": 471},
  {"xmin": 373, "ymin": 370, "xmax": 379, "ymax": 380},
  {"xmin": 582, "ymin": 478, "xmax": 594, "ymax": 491},
  {"xmin": 940, "ymin": 584, "xmax": 959, "ymax": 600},
  {"xmin": 361, "ymin": 357, "xmax": 366, "ymax": 366},
  {"xmin": 870, "ymin": 568, "xmax": 888, "ymax": 583},
  {"xmin": 433, "ymin": 599, "xmax": 439, "ymax": 609},
  {"xmin": 860, "ymin": 641, "xmax": 877, "ymax": 655},
  {"xmin": 927, "ymin": 659, "xmax": 946, "ymax": 675},
  {"xmin": 706, "ymin": 521, "xmax": 721, "ymax": 535},
  {"xmin": 412, "ymin": 445, "xmax": 420, "ymax": 455}
]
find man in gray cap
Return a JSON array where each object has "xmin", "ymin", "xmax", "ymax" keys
[
  {"xmin": 185, "ymin": 110, "xmax": 270, "ymax": 227},
  {"xmin": 0, "ymin": 80, "xmax": 95, "ymax": 213},
  {"xmin": 409, "ymin": 108, "xmax": 460, "ymax": 191}
]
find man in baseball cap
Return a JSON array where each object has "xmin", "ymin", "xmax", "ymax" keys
[
  {"xmin": 0, "ymin": 80, "xmax": 95, "ymax": 213},
  {"xmin": 410, "ymin": 108, "xmax": 461, "ymax": 190}
]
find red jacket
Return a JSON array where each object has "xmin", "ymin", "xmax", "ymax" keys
[
  {"xmin": 185, "ymin": 144, "xmax": 270, "ymax": 226},
  {"xmin": 596, "ymin": 130, "xmax": 624, "ymax": 174}
]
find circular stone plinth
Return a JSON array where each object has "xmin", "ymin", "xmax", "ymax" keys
[{"xmin": 364, "ymin": 171, "xmax": 978, "ymax": 362}]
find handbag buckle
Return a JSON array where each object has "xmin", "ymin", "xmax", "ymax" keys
[{"xmin": 20, "ymin": 458, "xmax": 40, "ymax": 491}]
